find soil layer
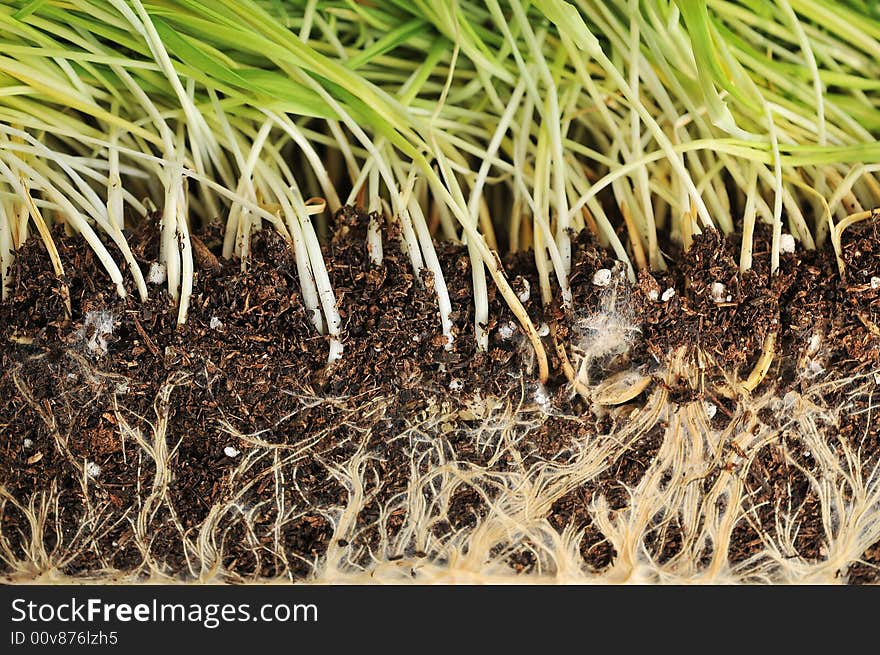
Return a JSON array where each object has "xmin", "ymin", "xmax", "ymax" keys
[{"xmin": 1, "ymin": 208, "xmax": 878, "ymax": 583}]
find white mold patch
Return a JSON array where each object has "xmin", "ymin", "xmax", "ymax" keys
[
  {"xmin": 592, "ymin": 268, "xmax": 613, "ymax": 287},
  {"xmin": 77, "ymin": 311, "xmax": 115, "ymax": 356},
  {"xmin": 147, "ymin": 262, "xmax": 166, "ymax": 285}
]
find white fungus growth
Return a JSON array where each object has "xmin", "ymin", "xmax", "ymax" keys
[
  {"xmin": 147, "ymin": 261, "xmax": 166, "ymax": 285},
  {"xmin": 533, "ymin": 383, "xmax": 552, "ymax": 411},
  {"xmin": 209, "ymin": 316, "xmax": 224, "ymax": 330},
  {"xmin": 224, "ymin": 446, "xmax": 241, "ymax": 458},
  {"xmin": 779, "ymin": 233, "xmax": 796, "ymax": 254},
  {"xmin": 592, "ymin": 268, "xmax": 613, "ymax": 287},
  {"xmin": 661, "ymin": 288, "xmax": 676, "ymax": 302},
  {"xmin": 78, "ymin": 311, "xmax": 115, "ymax": 356},
  {"xmin": 23, "ymin": 438, "xmax": 33, "ymax": 449},
  {"xmin": 704, "ymin": 401, "xmax": 718, "ymax": 420},
  {"xmin": 874, "ymin": 372, "xmax": 880, "ymax": 385},
  {"xmin": 517, "ymin": 279, "xmax": 531, "ymax": 303},
  {"xmin": 571, "ymin": 298, "xmax": 641, "ymax": 391},
  {"xmin": 576, "ymin": 314, "xmax": 635, "ymax": 360},
  {"xmin": 85, "ymin": 461, "xmax": 102, "ymax": 479},
  {"xmin": 871, "ymin": 276, "xmax": 880, "ymax": 289},
  {"xmin": 710, "ymin": 282, "xmax": 726, "ymax": 303},
  {"xmin": 449, "ymin": 379, "xmax": 464, "ymax": 392},
  {"xmin": 498, "ymin": 321, "xmax": 517, "ymax": 340},
  {"xmin": 647, "ymin": 289, "xmax": 659, "ymax": 302}
]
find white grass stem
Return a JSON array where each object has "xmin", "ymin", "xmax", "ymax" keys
[{"xmin": 0, "ymin": 200, "xmax": 11, "ymax": 301}]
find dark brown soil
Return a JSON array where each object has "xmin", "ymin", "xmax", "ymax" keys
[{"xmin": 1, "ymin": 207, "xmax": 878, "ymax": 583}]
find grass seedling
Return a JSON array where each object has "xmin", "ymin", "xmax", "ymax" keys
[{"xmin": 2, "ymin": 0, "xmax": 880, "ymax": 585}]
